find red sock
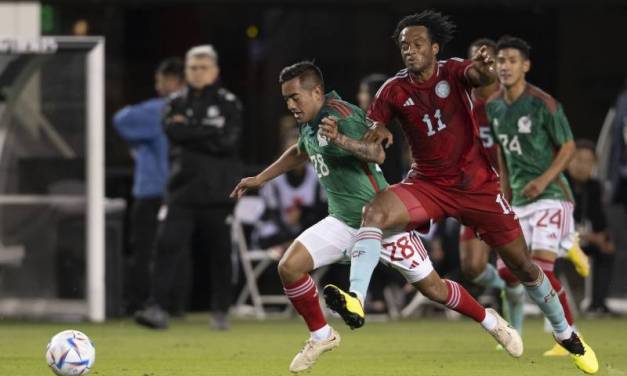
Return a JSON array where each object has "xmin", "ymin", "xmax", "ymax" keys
[
  {"xmin": 496, "ymin": 256, "xmax": 520, "ymax": 285},
  {"xmin": 283, "ymin": 275, "xmax": 326, "ymax": 331},
  {"xmin": 444, "ymin": 279, "xmax": 486, "ymax": 322},
  {"xmin": 535, "ymin": 257, "xmax": 574, "ymax": 326}
]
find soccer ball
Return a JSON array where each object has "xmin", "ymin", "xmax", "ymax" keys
[{"xmin": 45, "ymin": 330, "xmax": 95, "ymax": 376}]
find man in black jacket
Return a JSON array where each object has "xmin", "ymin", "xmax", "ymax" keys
[
  {"xmin": 135, "ymin": 45, "xmax": 243, "ymax": 330},
  {"xmin": 566, "ymin": 139, "xmax": 615, "ymax": 315}
]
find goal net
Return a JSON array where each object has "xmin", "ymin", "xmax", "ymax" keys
[{"xmin": 0, "ymin": 36, "xmax": 106, "ymax": 321}]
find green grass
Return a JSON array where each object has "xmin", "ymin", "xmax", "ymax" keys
[{"xmin": 0, "ymin": 315, "xmax": 625, "ymax": 376}]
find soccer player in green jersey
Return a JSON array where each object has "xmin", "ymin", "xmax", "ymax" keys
[
  {"xmin": 232, "ymin": 61, "xmax": 521, "ymax": 373},
  {"xmin": 487, "ymin": 35, "xmax": 595, "ymax": 364}
]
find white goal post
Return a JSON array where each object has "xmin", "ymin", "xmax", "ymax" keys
[{"xmin": 0, "ymin": 36, "xmax": 106, "ymax": 322}]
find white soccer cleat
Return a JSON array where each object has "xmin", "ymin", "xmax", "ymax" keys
[
  {"xmin": 289, "ymin": 328, "xmax": 341, "ymax": 373},
  {"xmin": 486, "ymin": 308, "xmax": 523, "ymax": 358}
]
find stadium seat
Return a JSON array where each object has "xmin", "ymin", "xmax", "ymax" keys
[{"xmin": 229, "ymin": 196, "xmax": 291, "ymax": 319}]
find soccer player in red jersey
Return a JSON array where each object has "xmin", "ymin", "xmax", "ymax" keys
[{"xmin": 322, "ymin": 10, "xmax": 597, "ymax": 373}]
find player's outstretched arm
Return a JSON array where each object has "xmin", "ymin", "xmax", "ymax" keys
[
  {"xmin": 230, "ymin": 144, "xmax": 308, "ymax": 198},
  {"xmin": 466, "ymin": 45, "xmax": 497, "ymax": 87},
  {"xmin": 319, "ymin": 116, "xmax": 385, "ymax": 164}
]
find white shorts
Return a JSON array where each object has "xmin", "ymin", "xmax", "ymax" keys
[
  {"xmin": 513, "ymin": 199, "xmax": 575, "ymax": 255},
  {"xmin": 295, "ymin": 216, "xmax": 434, "ymax": 283}
]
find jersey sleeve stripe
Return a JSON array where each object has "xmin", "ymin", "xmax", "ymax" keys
[
  {"xmin": 359, "ymin": 162, "xmax": 380, "ymax": 193},
  {"xmin": 331, "ymin": 100, "xmax": 352, "ymax": 116},
  {"xmin": 327, "ymin": 101, "xmax": 351, "ymax": 117}
]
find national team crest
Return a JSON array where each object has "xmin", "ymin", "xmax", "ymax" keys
[
  {"xmin": 517, "ymin": 116, "xmax": 532, "ymax": 133},
  {"xmin": 317, "ymin": 130, "xmax": 329, "ymax": 146},
  {"xmin": 435, "ymin": 80, "xmax": 450, "ymax": 98}
]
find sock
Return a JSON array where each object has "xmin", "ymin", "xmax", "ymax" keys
[
  {"xmin": 481, "ymin": 311, "xmax": 498, "ymax": 331},
  {"xmin": 283, "ymin": 275, "xmax": 326, "ymax": 332},
  {"xmin": 504, "ymin": 284, "xmax": 525, "ymax": 334},
  {"xmin": 522, "ymin": 270, "xmax": 571, "ymax": 336},
  {"xmin": 310, "ymin": 324, "xmax": 332, "ymax": 341},
  {"xmin": 443, "ymin": 279, "xmax": 487, "ymax": 322},
  {"xmin": 473, "ymin": 264, "xmax": 506, "ymax": 290},
  {"xmin": 349, "ymin": 227, "xmax": 383, "ymax": 303},
  {"xmin": 532, "ymin": 256, "xmax": 575, "ymax": 326},
  {"xmin": 545, "ymin": 271, "xmax": 574, "ymax": 326},
  {"xmin": 497, "ymin": 259, "xmax": 520, "ymax": 286}
]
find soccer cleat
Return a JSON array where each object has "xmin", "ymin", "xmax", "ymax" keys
[
  {"xmin": 557, "ymin": 332, "xmax": 599, "ymax": 374},
  {"xmin": 565, "ymin": 233, "xmax": 590, "ymax": 277},
  {"xmin": 323, "ymin": 284, "xmax": 365, "ymax": 329},
  {"xmin": 288, "ymin": 328, "xmax": 341, "ymax": 373},
  {"xmin": 485, "ymin": 308, "xmax": 523, "ymax": 358},
  {"xmin": 543, "ymin": 342, "xmax": 569, "ymax": 357}
]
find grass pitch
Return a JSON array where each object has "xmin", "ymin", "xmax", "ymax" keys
[{"xmin": 0, "ymin": 315, "xmax": 625, "ymax": 375}]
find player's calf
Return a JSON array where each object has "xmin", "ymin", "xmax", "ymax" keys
[{"xmin": 413, "ymin": 272, "xmax": 523, "ymax": 357}]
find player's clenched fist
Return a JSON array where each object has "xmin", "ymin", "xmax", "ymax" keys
[
  {"xmin": 319, "ymin": 116, "xmax": 339, "ymax": 141},
  {"xmin": 364, "ymin": 124, "xmax": 393, "ymax": 148},
  {"xmin": 230, "ymin": 176, "xmax": 262, "ymax": 199},
  {"xmin": 521, "ymin": 177, "xmax": 548, "ymax": 199}
]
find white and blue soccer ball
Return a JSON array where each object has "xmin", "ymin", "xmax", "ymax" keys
[{"xmin": 45, "ymin": 330, "xmax": 95, "ymax": 376}]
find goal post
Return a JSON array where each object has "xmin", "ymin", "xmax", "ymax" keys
[{"xmin": 0, "ymin": 36, "xmax": 107, "ymax": 322}]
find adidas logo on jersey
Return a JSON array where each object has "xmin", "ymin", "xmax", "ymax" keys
[{"xmin": 403, "ymin": 98, "xmax": 415, "ymax": 107}]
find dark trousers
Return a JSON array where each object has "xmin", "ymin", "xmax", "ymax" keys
[
  {"xmin": 128, "ymin": 197, "xmax": 162, "ymax": 312},
  {"xmin": 152, "ymin": 203, "xmax": 233, "ymax": 314},
  {"xmin": 584, "ymin": 245, "xmax": 615, "ymax": 308}
]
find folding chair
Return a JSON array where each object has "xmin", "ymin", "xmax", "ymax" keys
[{"xmin": 230, "ymin": 196, "xmax": 290, "ymax": 319}]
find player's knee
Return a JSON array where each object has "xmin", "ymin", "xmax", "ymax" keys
[
  {"xmin": 277, "ymin": 256, "xmax": 303, "ymax": 282},
  {"xmin": 362, "ymin": 202, "xmax": 389, "ymax": 228},
  {"xmin": 414, "ymin": 276, "xmax": 448, "ymax": 303}
]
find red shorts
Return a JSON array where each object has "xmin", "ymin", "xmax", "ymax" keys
[
  {"xmin": 459, "ymin": 225, "xmax": 477, "ymax": 242},
  {"xmin": 389, "ymin": 176, "xmax": 522, "ymax": 247}
]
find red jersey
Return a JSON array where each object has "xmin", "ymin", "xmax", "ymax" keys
[
  {"xmin": 368, "ymin": 58, "xmax": 496, "ymax": 189},
  {"xmin": 471, "ymin": 91, "xmax": 499, "ymax": 169}
]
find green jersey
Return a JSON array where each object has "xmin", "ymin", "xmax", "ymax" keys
[
  {"xmin": 297, "ymin": 91, "xmax": 388, "ymax": 228},
  {"xmin": 487, "ymin": 84, "xmax": 574, "ymax": 206}
]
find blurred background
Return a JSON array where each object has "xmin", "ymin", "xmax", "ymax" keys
[{"xmin": 0, "ymin": 0, "xmax": 625, "ymax": 323}]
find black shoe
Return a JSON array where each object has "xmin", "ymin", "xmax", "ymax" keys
[
  {"xmin": 323, "ymin": 284, "xmax": 365, "ymax": 330},
  {"xmin": 134, "ymin": 305, "xmax": 169, "ymax": 329},
  {"xmin": 558, "ymin": 332, "xmax": 585, "ymax": 356}
]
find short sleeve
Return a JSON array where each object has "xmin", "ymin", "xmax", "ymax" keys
[
  {"xmin": 544, "ymin": 103, "xmax": 574, "ymax": 146},
  {"xmin": 367, "ymin": 84, "xmax": 395, "ymax": 126},
  {"xmin": 446, "ymin": 58, "xmax": 474, "ymax": 89}
]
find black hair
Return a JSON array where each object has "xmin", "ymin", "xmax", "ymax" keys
[
  {"xmin": 392, "ymin": 10, "xmax": 456, "ymax": 49},
  {"xmin": 278, "ymin": 61, "xmax": 324, "ymax": 91},
  {"xmin": 156, "ymin": 57, "xmax": 184, "ymax": 80},
  {"xmin": 496, "ymin": 35, "xmax": 531, "ymax": 60},
  {"xmin": 468, "ymin": 37, "xmax": 497, "ymax": 57},
  {"xmin": 575, "ymin": 139, "xmax": 597, "ymax": 157},
  {"xmin": 360, "ymin": 73, "xmax": 387, "ymax": 99}
]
